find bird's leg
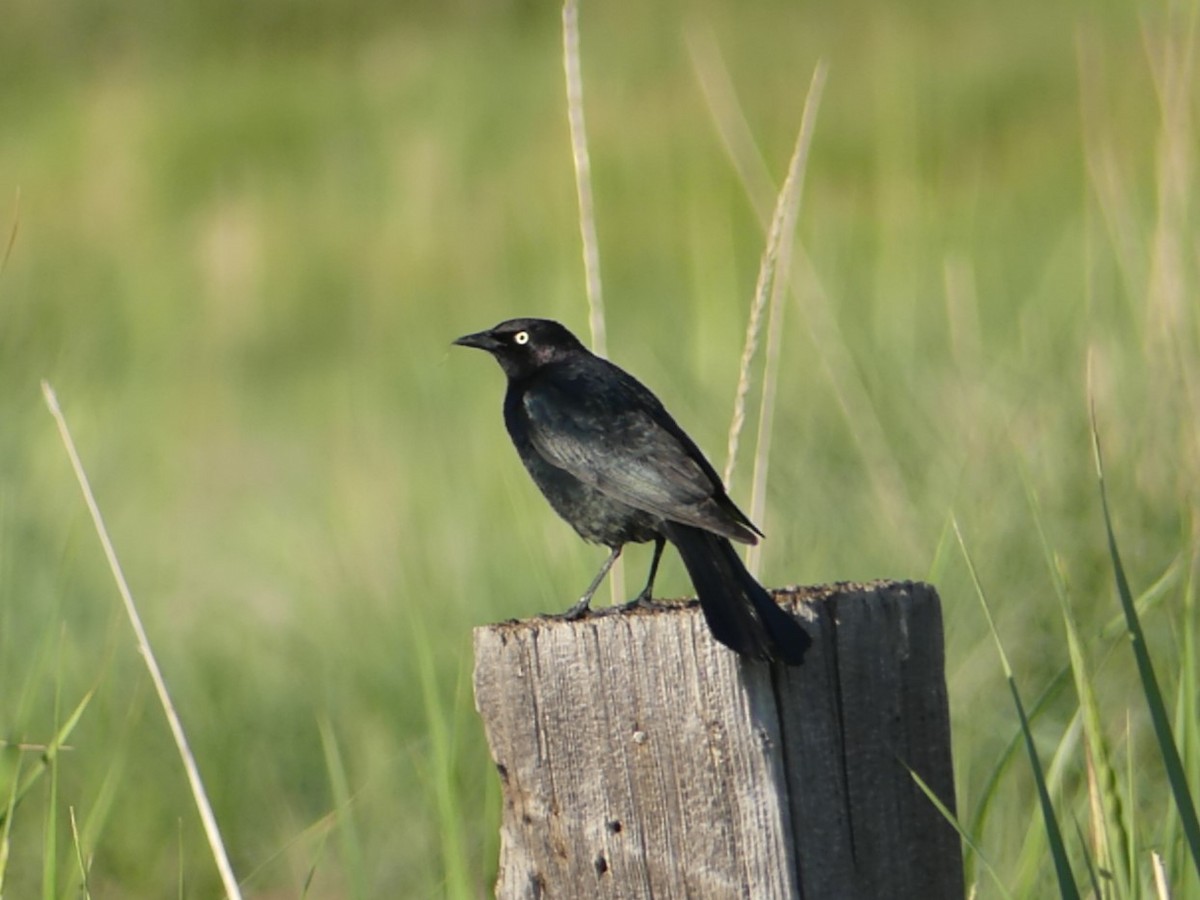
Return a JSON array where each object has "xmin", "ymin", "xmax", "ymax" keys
[
  {"xmin": 623, "ymin": 536, "xmax": 665, "ymax": 610},
  {"xmin": 559, "ymin": 545, "xmax": 622, "ymax": 620}
]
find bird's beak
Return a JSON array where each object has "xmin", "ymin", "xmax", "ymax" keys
[{"xmin": 453, "ymin": 329, "xmax": 501, "ymax": 352}]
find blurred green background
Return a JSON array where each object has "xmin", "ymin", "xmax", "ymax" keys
[{"xmin": 2, "ymin": 0, "xmax": 1197, "ymax": 896}]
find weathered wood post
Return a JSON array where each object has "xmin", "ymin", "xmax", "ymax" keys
[{"xmin": 473, "ymin": 580, "xmax": 961, "ymax": 899}]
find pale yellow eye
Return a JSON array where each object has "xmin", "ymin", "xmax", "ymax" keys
[{"xmin": 514, "ymin": 331, "xmax": 530, "ymax": 345}]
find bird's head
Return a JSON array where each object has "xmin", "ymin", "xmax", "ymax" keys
[{"xmin": 453, "ymin": 318, "xmax": 587, "ymax": 379}]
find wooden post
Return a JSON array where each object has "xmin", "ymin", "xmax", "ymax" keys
[{"xmin": 473, "ymin": 580, "xmax": 962, "ymax": 900}]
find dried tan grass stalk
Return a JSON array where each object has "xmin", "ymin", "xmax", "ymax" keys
[
  {"xmin": 563, "ymin": 0, "xmax": 606, "ymax": 357},
  {"xmin": 42, "ymin": 382, "xmax": 244, "ymax": 900},
  {"xmin": 722, "ymin": 63, "xmax": 826, "ymax": 502}
]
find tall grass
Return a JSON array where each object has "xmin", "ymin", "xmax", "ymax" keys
[
  {"xmin": 41, "ymin": 383, "xmax": 243, "ymax": 899},
  {"xmin": 0, "ymin": 0, "xmax": 1196, "ymax": 895}
]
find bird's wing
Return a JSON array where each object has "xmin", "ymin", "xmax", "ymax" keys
[{"xmin": 521, "ymin": 370, "xmax": 755, "ymax": 540}]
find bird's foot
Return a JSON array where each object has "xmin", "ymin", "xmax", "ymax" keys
[
  {"xmin": 553, "ymin": 596, "xmax": 594, "ymax": 621},
  {"xmin": 621, "ymin": 589, "xmax": 658, "ymax": 612}
]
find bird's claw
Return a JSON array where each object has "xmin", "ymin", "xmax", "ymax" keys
[
  {"xmin": 621, "ymin": 591, "xmax": 658, "ymax": 612},
  {"xmin": 554, "ymin": 598, "xmax": 594, "ymax": 621}
]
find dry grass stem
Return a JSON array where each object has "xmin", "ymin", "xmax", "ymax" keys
[
  {"xmin": 562, "ymin": 0, "xmax": 605, "ymax": 357},
  {"xmin": 696, "ymin": 50, "xmax": 916, "ymax": 548},
  {"xmin": 41, "ymin": 381, "xmax": 244, "ymax": 900},
  {"xmin": 562, "ymin": 0, "xmax": 624, "ymax": 601},
  {"xmin": 723, "ymin": 62, "xmax": 826, "ymax": 531},
  {"xmin": 1152, "ymin": 850, "xmax": 1172, "ymax": 900}
]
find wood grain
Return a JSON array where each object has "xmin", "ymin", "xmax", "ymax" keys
[{"xmin": 473, "ymin": 581, "xmax": 961, "ymax": 900}]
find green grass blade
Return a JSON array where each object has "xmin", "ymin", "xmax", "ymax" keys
[
  {"xmin": 68, "ymin": 806, "xmax": 93, "ymax": 900},
  {"xmin": 906, "ymin": 762, "xmax": 1013, "ymax": 900},
  {"xmin": 237, "ymin": 809, "xmax": 336, "ymax": 894},
  {"xmin": 1070, "ymin": 814, "xmax": 1103, "ymax": 900},
  {"xmin": 64, "ymin": 743, "xmax": 123, "ymax": 900},
  {"xmin": 410, "ymin": 612, "xmax": 473, "ymax": 900},
  {"xmin": 5, "ymin": 686, "xmax": 96, "ymax": 820},
  {"xmin": 299, "ymin": 817, "xmax": 333, "ymax": 900},
  {"xmin": 1174, "ymin": 554, "xmax": 1200, "ymax": 896},
  {"xmin": 1090, "ymin": 402, "xmax": 1200, "ymax": 880},
  {"xmin": 42, "ymin": 649, "xmax": 63, "ymax": 900},
  {"xmin": 1004, "ymin": 661, "xmax": 1080, "ymax": 900},
  {"xmin": 966, "ymin": 664, "xmax": 1072, "ymax": 873},
  {"xmin": 926, "ymin": 512, "xmax": 957, "ymax": 587},
  {"xmin": 1127, "ymin": 712, "xmax": 1139, "ymax": 900},
  {"xmin": 1155, "ymin": 549, "xmax": 1199, "ymax": 896},
  {"xmin": 1011, "ymin": 708, "xmax": 1084, "ymax": 895},
  {"xmin": 317, "ymin": 716, "xmax": 366, "ymax": 900},
  {"xmin": 1097, "ymin": 559, "xmax": 1182, "ymax": 643},
  {"xmin": 955, "ymin": 519, "xmax": 1081, "ymax": 899},
  {"xmin": 1021, "ymin": 469, "xmax": 1132, "ymax": 897},
  {"xmin": 0, "ymin": 747, "xmax": 21, "ymax": 895}
]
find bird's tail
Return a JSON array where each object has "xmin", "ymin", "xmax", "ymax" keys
[{"xmin": 662, "ymin": 522, "xmax": 810, "ymax": 665}]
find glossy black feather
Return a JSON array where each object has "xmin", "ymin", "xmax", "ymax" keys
[
  {"xmin": 662, "ymin": 522, "xmax": 810, "ymax": 665},
  {"xmin": 455, "ymin": 317, "xmax": 809, "ymax": 665},
  {"xmin": 519, "ymin": 361, "xmax": 760, "ymax": 544}
]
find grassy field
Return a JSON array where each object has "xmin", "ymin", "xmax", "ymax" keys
[{"xmin": 2, "ymin": 0, "xmax": 1197, "ymax": 896}]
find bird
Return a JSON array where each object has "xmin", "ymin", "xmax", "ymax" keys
[{"xmin": 454, "ymin": 317, "xmax": 810, "ymax": 665}]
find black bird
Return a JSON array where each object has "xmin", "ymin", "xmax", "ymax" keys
[{"xmin": 454, "ymin": 317, "xmax": 810, "ymax": 665}]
